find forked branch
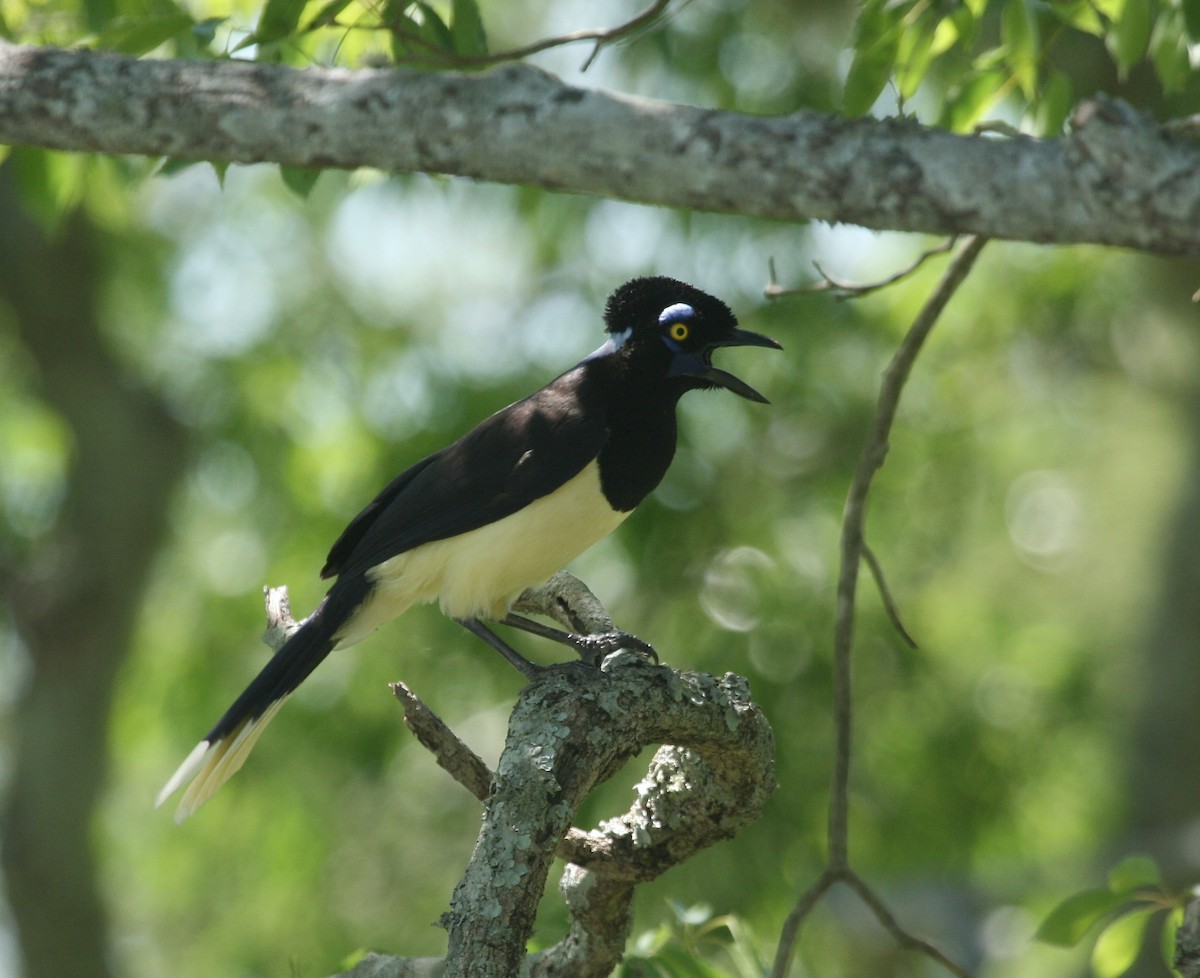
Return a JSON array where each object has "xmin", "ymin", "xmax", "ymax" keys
[
  {"xmin": 771, "ymin": 235, "xmax": 989, "ymax": 978},
  {"xmin": 384, "ymin": 0, "xmax": 672, "ymax": 70},
  {"xmin": 766, "ymin": 238, "xmax": 958, "ymax": 301},
  {"xmin": 256, "ymin": 574, "xmax": 775, "ymax": 978}
]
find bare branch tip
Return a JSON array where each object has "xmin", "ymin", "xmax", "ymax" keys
[
  {"xmin": 261, "ymin": 584, "xmax": 300, "ymax": 650},
  {"xmin": 862, "ymin": 545, "xmax": 919, "ymax": 649}
]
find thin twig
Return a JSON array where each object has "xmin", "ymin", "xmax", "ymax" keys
[
  {"xmin": 770, "ymin": 868, "xmax": 842, "ymax": 978},
  {"xmin": 765, "ymin": 238, "xmax": 958, "ymax": 301},
  {"xmin": 861, "ymin": 544, "xmax": 918, "ymax": 649},
  {"xmin": 339, "ymin": 0, "xmax": 671, "ymax": 71},
  {"xmin": 391, "ymin": 682, "xmax": 493, "ymax": 802},
  {"xmin": 771, "ymin": 236, "xmax": 988, "ymax": 978},
  {"xmin": 772, "ymin": 869, "xmax": 971, "ymax": 978},
  {"xmin": 846, "ymin": 871, "xmax": 973, "ymax": 978},
  {"xmin": 831, "ymin": 234, "xmax": 988, "ymax": 856},
  {"xmin": 261, "ymin": 585, "xmax": 306, "ymax": 649},
  {"xmin": 973, "ymin": 120, "xmax": 1024, "ymax": 138}
]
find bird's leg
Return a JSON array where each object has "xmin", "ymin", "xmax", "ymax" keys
[
  {"xmin": 501, "ymin": 613, "xmax": 659, "ymax": 667},
  {"xmin": 456, "ymin": 618, "xmax": 545, "ymax": 680}
]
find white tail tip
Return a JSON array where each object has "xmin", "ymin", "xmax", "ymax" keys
[
  {"xmin": 155, "ymin": 739, "xmax": 212, "ymax": 812},
  {"xmin": 155, "ymin": 697, "xmax": 288, "ymax": 823}
]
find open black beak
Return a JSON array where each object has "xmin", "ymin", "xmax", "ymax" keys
[{"xmin": 668, "ymin": 328, "xmax": 783, "ymax": 404}]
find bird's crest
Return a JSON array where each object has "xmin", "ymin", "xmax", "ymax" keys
[{"xmin": 602, "ymin": 276, "xmax": 737, "ymax": 337}]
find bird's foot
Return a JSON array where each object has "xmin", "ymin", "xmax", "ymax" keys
[
  {"xmin": 567, "ymin": 630, "xmax": 659, "ymax": 668},
  {"xmin": 501, "ymin": 613, "xmax": 658, "ymax": 669}
]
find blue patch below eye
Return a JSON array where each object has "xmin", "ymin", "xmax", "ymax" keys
[{"xmin": 658, "ymin": 302, "xmax": 695, "ymax": 325}]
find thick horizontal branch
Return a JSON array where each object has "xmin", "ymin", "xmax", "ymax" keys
[{"xmin": 2, "ymin": 40, "xmax": 1199, "ymax": 254}]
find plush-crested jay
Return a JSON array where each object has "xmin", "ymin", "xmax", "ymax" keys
[{"xmin": 157, "ymin": 276, "xmax": 780, "ymax": 821}]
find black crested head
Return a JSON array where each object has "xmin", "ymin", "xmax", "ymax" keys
[
  {"xmin": 599, "ymin": 276, "xmax": 782, "ymax": 403},
  {"xmin": 603, "ymin": 276, "xmax": 736, "ymax": 337}
]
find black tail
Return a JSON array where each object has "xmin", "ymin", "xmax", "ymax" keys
[{"xmin": 156, "ymin": 575, "xmax": 370, "ymax": 821}]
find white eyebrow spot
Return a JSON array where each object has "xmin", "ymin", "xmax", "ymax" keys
[{"xmin": 658, "ymin": 303, "xmax": 694, "ymax": 325}]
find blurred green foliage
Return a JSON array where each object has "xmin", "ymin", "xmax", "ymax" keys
[
  {"xmin": 3, "ymin": 1, "xmax": 1200, "ymax": 978},
  {"xmin": 1036, "ymin": 855, "xmax": 1187, "ymax": 978}
]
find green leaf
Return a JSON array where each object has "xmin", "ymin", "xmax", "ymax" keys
[
  {"xmin": 382, "ymin": 0, "xmax": 418, "ymax": 59},
  {"xmin": 261, "ymin": 0, "xmax": 308, "ymax": 41},
  {"xmin": 92, "ymin": 11, "xmax": 194, "ymax": 54},
  {"xmin": 280, "ymin": 165, "xmax": 322, "ymax": 199},
  {"xmin": 1050, "ymin": 0, "xmax": 1106, "ymax": 35},
  {"xmin": 896, "ymin": 9, "xmax": 938, "ymax": 101},
  {"xmin": 83, "ymin": 0, "xmax": 117, "ymax": 33},
  {"xmin": 7, "ymin": 147, "xmax": 86, "ymax": 230},
  {"xmin": 338, "ymin": 948, "xmax": 374, "ymax": 971},
  {"xmin": 1150, "ymin": 6, "xmax": 1190, "ymax": 90},
  {"xmin": 842, "ymin": 0, "xmax": 903, "ymax": 115},
  {"xmin": 1034, "ymin": 70, "xmax": 1073, "ymax": 135},
  {"xmin": 618, "ymin": 957, "xmax": 664, "ymax": 978},
  {"xmin": 387, "ymin": 0, "xmax": 456, "ymax": 63},
  {"xmin": 844, "ymin": 0, "xmax": 907, "ymax": 114},
  {"xmin": 450, "ymin": 0, "xmax": 486, "ymax": 57},
  {"xmin": 1036, "ymin": 888, "xmax": 1129, "ymax": 947},
  {"xmin": 414, "ymin": 1, "xmax": 453, "ymax": 49},
  {"xmin": 646, "ymin": 944, "xmax": 730, "ymax": 978},
  {"xmin": 1108, "ymin": 0, "xmax": 1152, "ymax": 77},
  {"xmin": 930, "ymin": 16, "xmax": 961, "ymax": 55},
  {"xmin": 1161, "ymin": 904, "xmax": 1185, "ymax": 971},
  {"xmin": 953, "ymin": 4, "xmax": 981, "ymax": 47},
  {"xmin": 1184, "ymin": 0, "xmax": 1200, "ymax": 40},
  {"xmin": 1092, "ymin": 908, "xmax": 1152, "ymax": 978},
  {"xmin": 1002, "ymin": 0, "xmax": 1040, "ymax": 99},
  {"xmin": 939, "ymin": 68, "xmax": 1005, "ymax": 131},
  {"xmin": 233, "ymin": 0, "xmax": 307, "ymax": 51},
  {"xmin": 380, "ymin": 0, "xmax": 409, "ymax": 35},
  {"xmin": 303, "ymin": 0, "xmax": 352, "ymax": 30},
  {"xmin": 844, "ymin": 45, "xmax": 895, "ymax": 115},
  {"xmin": 1107, "ymin": 855, "xmax": 1162, "ymax": 894},
  {"xmin": 931, "ymin": 8, "xmax": 974, "ymax": 56}
]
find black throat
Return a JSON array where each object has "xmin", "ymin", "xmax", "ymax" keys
[{"xmin": 581, "ymin": 353, "xmax": 687, "ymax": 513}]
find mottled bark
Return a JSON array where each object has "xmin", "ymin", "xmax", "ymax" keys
[
  {"xmin": 329, "ymin": 574, "xmax": 776, "ymax": 978},
  {"xmin": 1, "ymin": 40, "xmax": 1199, "ymax": 254}
]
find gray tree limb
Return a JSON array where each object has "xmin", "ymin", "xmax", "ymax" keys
[
  {"xmin": 1176, "ymin": 896, "xmax": 1200, "ymax": 978},
  {"xmin": 1, "ymin": 39, "xmax": 1199, "ymax": 254}
]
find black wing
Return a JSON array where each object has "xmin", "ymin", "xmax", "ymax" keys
[{"xmin": 321, "ymin": 366, "xmax": 608, "ymax": 581}]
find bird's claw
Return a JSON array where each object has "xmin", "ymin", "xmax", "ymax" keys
[{"xmin": 570, "ymin": 630, "xmax": 659, "ymax": 667}]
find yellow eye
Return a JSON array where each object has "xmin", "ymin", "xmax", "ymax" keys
[{"xmin": 669, "ymin": 322, "xmax": 690, "ymax": 342}]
